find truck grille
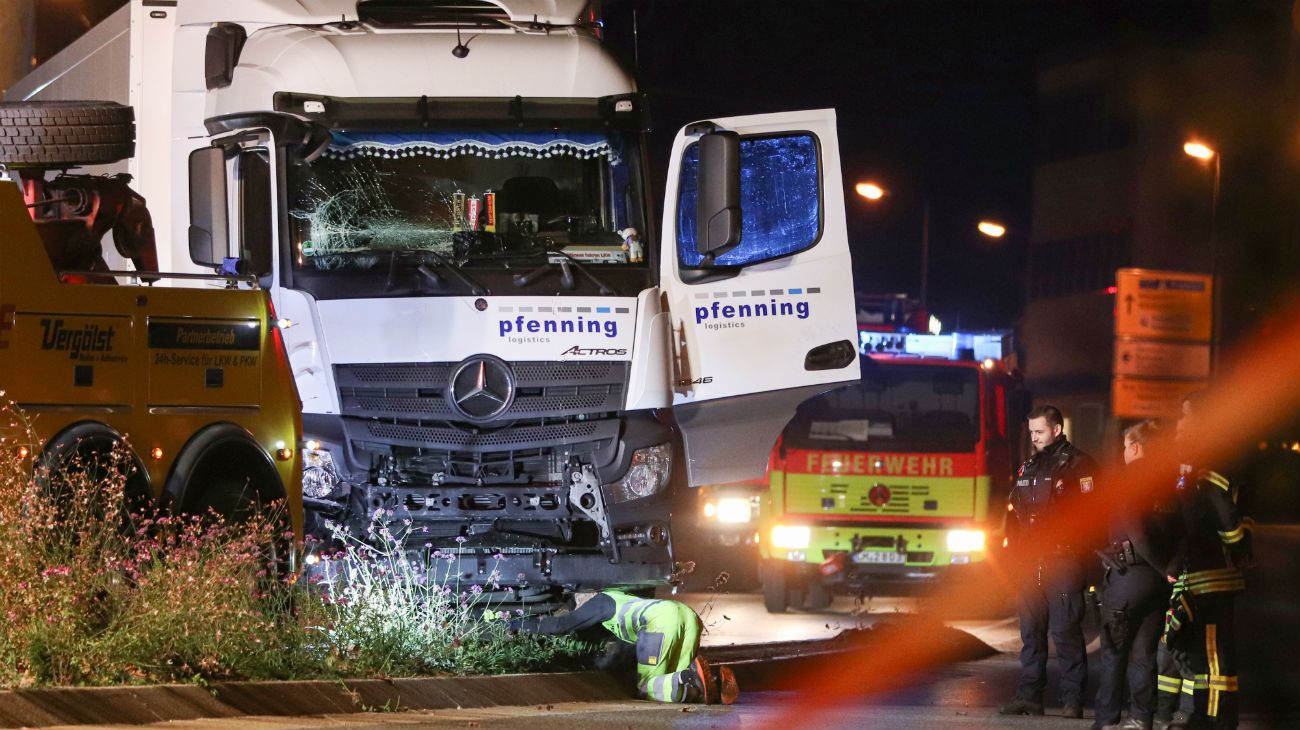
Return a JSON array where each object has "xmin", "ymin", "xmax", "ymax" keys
[
  {"xmin": 345, "ymin": 418, "xmax": 617, "ymax": 451},
  {"xmin": 337, "ymin": 361, "xmax": 628, "ymax": 421},
  {"xmin": 334, "ymin": 361, "xmax": 628, "ymax": 486}
]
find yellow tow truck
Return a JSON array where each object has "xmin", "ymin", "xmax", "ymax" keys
[{"xmin": 0, "ymin": 100, "xmax": 302, "ymax": 543}]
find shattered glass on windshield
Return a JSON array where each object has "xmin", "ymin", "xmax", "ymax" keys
[
  {"xmin": 287, "ymin": 129, "xmax": 644, "ymax": 272},
  {"xmin": 291, "ymin": 159, "xmax": 458, "ymax": 269}
]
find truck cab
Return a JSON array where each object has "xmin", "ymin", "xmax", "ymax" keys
[{"xmin": 10, "ymin": 1, "xmax": 862, "ymax": 603}]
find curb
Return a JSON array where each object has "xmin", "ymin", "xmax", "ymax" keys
[{"xmin": 0, "ymin": 671, "xmax": 633, "ymax": 728}]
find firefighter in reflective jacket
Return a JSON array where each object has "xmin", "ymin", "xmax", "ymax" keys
[
  {"xmin": 516, "ymin": 589, "xmax": 738, "ymax": 705},
  {"xmin": 999, "ymin": 405, "xmax": 1100, "ymax": 719},
  {"xmin": 1155, "ymin": 394, "xmax": 1252, "ymax": 730}
]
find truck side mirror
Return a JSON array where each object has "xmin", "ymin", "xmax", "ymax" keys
[
  {"xmin": 694, "ymin": 130, "xmax": 741, "ymax": 262},
  {"xmin": 188, "ymin": 146, "xmax": 230, "ymax": 268}
]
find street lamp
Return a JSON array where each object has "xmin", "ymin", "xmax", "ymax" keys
[
  {"xmin": 1183, "ymin": 138, "xmax": 1221, "ymax": 373},
  {"xmin": 977, "ymin": 220, "xmax": 1007, "ymax": 239},
  {"xmin": 1183, "ymin": 141, "xmax": 1215, "ymax": 161},
  {"xmin": 855, "ymin": 182, "xmax": 885, "ymax": 201}
]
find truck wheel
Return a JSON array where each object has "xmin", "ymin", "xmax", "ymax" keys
[
  {"xmin": 762, "ymin": 560, "xmax": 804, "ymax": 613},
  {"xmin": 805, "ymin": 580, "xmax": 833, "ymax": 611},
  {"xmin": 37, "ymin": 423, "xmax": 153, "ymax": 528},
  {"xmin": 185, "ymin": 475, "xmax": 293, "ymax": 576},
  {"xmin": 169, "ymin": 426, "xmax": 292, "ymax": 575},
  {"xmin": 762, "ymin": 569, "xmax": 789, "ymax": 613},
  {"xmin": 0, "ymin": 101, "xmax": 135, "ymax": 168}
]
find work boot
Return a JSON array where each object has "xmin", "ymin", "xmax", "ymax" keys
[
  {"xmin": 1062, "ymin": 701, "xmax": 1084, "ymax": 719},
  {"xmin": 690, "ymin": 656, "xmax": 719, "ymax": 704},
  {"xmin": 1102, "ymin": 719, "xmax": 1152, "ymax": 730},
  {"xmin": 1153, "ymin": 712, "xmax": 1191, "ymax": 730},
  {"xmin": 997, "ymin": 698, "xmax": 1045, "ymax": 716},
  {"xmin": 716, "ymin": 665, "xmax": 739, "ymax": 705}
]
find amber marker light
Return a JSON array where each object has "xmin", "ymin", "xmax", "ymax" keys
[
  {"xmin": 855, "ymin": 182, "xmax": 885, "ymax": 200},
  {"xmin": 977, "ymin": 220, "xmax": 1006, "ymax": 238},
  {"xmin": 1183, "ymin": 140, "xmax": 1216, "ymax": 160}
]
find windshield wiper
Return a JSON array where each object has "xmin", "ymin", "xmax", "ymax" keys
[
  {"xmin": 424, "ymin": 250, "xmax": 490, "ymax": 296},
  {"xmin": 512, "ymin": 257, "xmax": 576, "ymax": 291},
  {"xmin": 510, "ymin": 250, "xmax": 617, "ymax": 296},
  {"xmin": 549, "ymin": 250, "xmax": 618, "ymax": 296},
  {"xmin": 377, "ymin": 249, "xmax": 490, "ymax": 296}
]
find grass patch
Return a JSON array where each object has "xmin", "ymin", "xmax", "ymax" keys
[{"xmin": 0, "ymin": 403, "xmax": 590, "ymax": 688}]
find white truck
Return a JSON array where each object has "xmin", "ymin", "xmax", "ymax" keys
[{"xmin": 7, "ymin": 0, "xmax": 859, "ymax": 601}]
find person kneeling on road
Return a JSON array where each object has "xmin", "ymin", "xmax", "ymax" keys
[{"xmin": 513, "ymin": 589, "xmax": 738, "ymax": 705}]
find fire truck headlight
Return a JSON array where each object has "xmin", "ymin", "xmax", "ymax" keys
[
  {"xmin": 302, "ymin": 446, "xmax": 344, "ymax": 500},
  {"xmin": 771, "ymin": 525, "xmax": 811, "ymax": 549},
  {"xmin": 947, "ymin": 529, "xmax": 986, "ymax": 553},
  {"xmin": 716, "ymin": 497, "xmax": 753, "ymax": 524},
  {"xmin": 607, "ymin": 443, "xmax": 672, "ymax": 502},
  {"xmin": 702, "ymin": 501, "xmax": 717, "ymax": 519}
]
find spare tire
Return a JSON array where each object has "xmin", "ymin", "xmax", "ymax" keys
[{"xmin": 0, "ymin": 100, "xmax": 134, "ymax": 168}]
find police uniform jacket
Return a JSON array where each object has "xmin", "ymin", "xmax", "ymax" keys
[
  {"xmin": 1010, "ymin": 437, "xmax": 1099, "ymax": 555},
  {"xmin": 1105, "ymin": 469, "xmax": 1181, "ymax": 576}
]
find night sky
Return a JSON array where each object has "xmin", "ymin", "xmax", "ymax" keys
[
  {"xmin": 600, "ymin": 1, "xmax": 1241, "ymax": 331},
  {"xmin": 33, "ymin": 1, "xmax": 1273, "ymax": 331}
]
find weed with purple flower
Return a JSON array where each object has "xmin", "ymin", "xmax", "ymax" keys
[{"xmin": 0, "ymin": 402, "xmax": 590, "ymax": 688}]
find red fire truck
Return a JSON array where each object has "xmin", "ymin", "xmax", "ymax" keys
[{"xmin": 757, "ymin": 327, "xmax": 1024, "ymax": 612}]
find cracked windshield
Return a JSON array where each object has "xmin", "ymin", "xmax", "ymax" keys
[{"xmin": 287, "ymin": 129, "xmax": 646, "ymax": 282}]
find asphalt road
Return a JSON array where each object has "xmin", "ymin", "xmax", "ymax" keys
[{"xmin": 679, "ymin": 591, "xmax": 1022, "ymax": 652}]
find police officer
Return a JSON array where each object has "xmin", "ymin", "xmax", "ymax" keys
[
  {"xmin": 1154, "ymin": 393, "xmax": 1251, "ymax": 730},
  {"xmin": 1093, "ymin": 420, "xmax": 1179, "ymax": 730},
  {"xmin": 999, "ymin": 405, "xmax": 1099, "ymax": 719},
  {"xmin": 516, "ymin": 588, "xmax": 738, "ymax": 705}
]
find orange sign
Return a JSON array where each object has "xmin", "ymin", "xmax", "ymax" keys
[
  {"xmin": 1112, "ymin": 376, "xmax": 1207, "ymax": 420},
  {"xmin": 1114, "ymin": 269, "xmax": 1212, "ymax": 342},
  {"xmin": 1114, "ymin": 338, "xmax": 1211, "ymax": 379}
]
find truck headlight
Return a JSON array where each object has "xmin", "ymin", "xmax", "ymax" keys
[
  {"xmin": 716, "ymin": 497, "xmax": 753, "ymax": 524},
  {"xmin": 606, "ymin": 443, "xmax": 672, "ymax": 503},
  {"xmin": 771, "ymin": 525, "xmax": 811, "ymax": 549},
  {"xmin": 302, "ymin": 446, "xmax": 343, "ymax": 500},
  {"xmin": 947, "ymin": 529, "xmax": 986, "ymax": 553}
]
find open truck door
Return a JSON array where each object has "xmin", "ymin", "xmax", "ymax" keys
[{"xmin": 661, "ymin": 109, "xmax": 858, "ymax": 486}]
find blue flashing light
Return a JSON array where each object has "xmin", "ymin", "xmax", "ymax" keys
[{"xmin": 859, "ymin": 330, "xmax": 1009, "ymax": 361}]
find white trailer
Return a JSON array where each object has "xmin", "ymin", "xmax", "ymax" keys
[{"xmin": 8, "ymin": 0, "xmax": 860, "ymax": 599}]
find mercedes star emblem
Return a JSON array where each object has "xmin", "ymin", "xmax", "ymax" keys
[{"xmin": 448, "ymin": 354, "xmax": 516, "ymax": 422}]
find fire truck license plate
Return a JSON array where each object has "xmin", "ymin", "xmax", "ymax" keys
[{"xmin": 852, "ymin": 551, "xmax": 905, "ymax": 565}]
